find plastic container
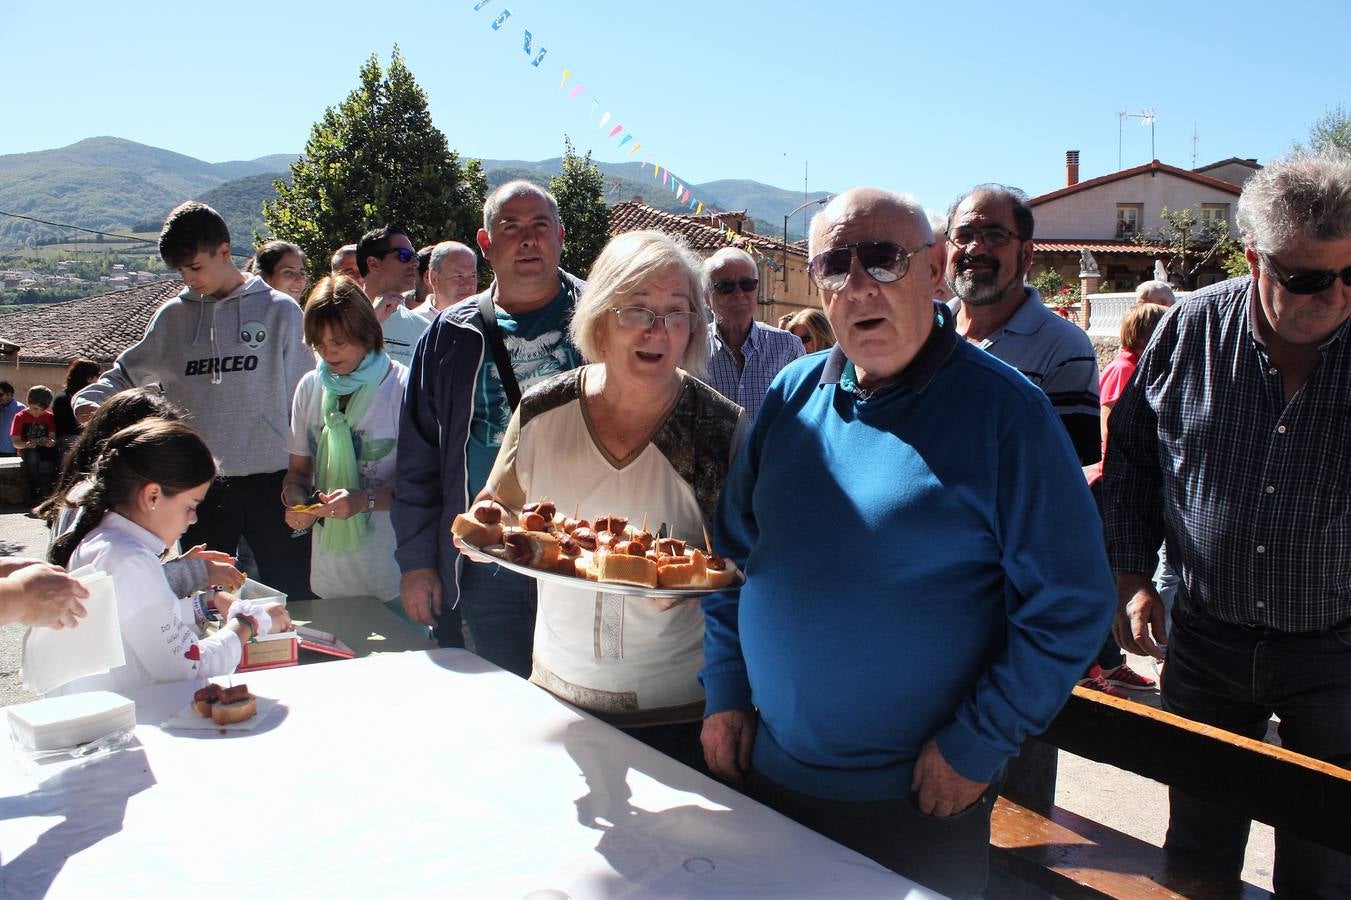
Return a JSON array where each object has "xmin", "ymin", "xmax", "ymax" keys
[
  {"xmin": 237, "ymin": 578, "xmax": 287, "ymax": 607},
  {"xmin": 7, "ymin": 691, "xmax": 136, "ymax": 752}
]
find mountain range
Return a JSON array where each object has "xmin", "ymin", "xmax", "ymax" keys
[{"xmin": 0, "ymin": 136, "xmax": 830, "ymax": 251}]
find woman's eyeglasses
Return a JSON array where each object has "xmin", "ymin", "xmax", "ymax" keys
[
  {"xmin": 1260, "ymin": 252, "xmax": 1351, "ymax": 295},
  {"xmin": 611, "ymin": 306, "xmax": 697, "ymax": 330},
  {"xmin": 807, "ymin": 241, "xmax": 931, "ymax": 291}
]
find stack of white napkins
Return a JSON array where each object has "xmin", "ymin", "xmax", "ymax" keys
[
  {"xmin": 7, "ymin": 691, "xmax": 136, "ymax": 751},
  {"xmin": 21, "ymin": 566, "xmax": 125, "ymax": 694}
]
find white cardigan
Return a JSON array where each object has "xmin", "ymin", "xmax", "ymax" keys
[{"xmin": 53, "ymin": 512, "xmax": 244, "ymax": 695}]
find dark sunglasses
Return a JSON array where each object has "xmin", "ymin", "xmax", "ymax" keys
[
  {"xmin": 1260, "ymin": 252, "xmax": 1351, "ymax": 295},
  {"xmin": 807, "ymin": 241, "xmax": 930, "ymax": 291},
  {"xmin": 947, "ymin": 225, "xmax": 1021, "ymax": 248},
  {"xmin": 712, "ymin": 277, "xmax": 759, "ymax": 295},
  {"xmin": 379, "ymin": 247, "xmax": 418, "ymax": 264}
]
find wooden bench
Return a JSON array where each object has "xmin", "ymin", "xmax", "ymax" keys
[{"xmin": 989, "ymin": 686, "xmax": 1351, "ymax": 898}]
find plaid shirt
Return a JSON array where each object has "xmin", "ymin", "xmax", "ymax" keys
[
  {"xmin": 1104, "ymin": 276, "xmax": 1351, "ymax": 632},
  {"xmin": 706, "ymin": 321, "xmax": 804, "ymax": 422}
]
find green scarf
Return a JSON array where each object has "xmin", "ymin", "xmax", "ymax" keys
[{"xmin": 314, "ymin": 351, "xmax": 389, "ymax": 553}]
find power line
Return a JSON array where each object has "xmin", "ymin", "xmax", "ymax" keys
[
  {"xmin": 0, "ymin": 210, "xmax": 157, "ymax": 245},
  {"xmin": 0, "ymin": 210, "xmax": 252, "ymax": 259}
]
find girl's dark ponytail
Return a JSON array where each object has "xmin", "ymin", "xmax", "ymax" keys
[
  {"xmin": 46, "ymin": 420, "xmax": 216, "ymax": 568},
  {"xmin": 47, "ymin": 455, "xmax": 116, "ymax": 568},
  {"xmin": 38, "ymin": 388, "xmax": 182, "ymax": 526}
]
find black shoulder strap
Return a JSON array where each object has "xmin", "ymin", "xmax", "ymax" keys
[{"xmin": 477, "ymin": 291, "xmax": 522, "ymax": 411}]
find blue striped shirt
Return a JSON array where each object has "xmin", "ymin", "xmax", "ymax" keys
[{"xmin": 706, "ymin": 321, "xmax": 804, "ymax": 422}]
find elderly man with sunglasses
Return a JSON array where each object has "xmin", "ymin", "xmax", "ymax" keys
[
  {"xmin": 357, "ymin": 224, "xmax": 431, "ymax": 368},
  {"xmin": 1105, "ymin": 150, "xmax": 1351, "ymax": 896},
  {"xmin": 700, "ymin": 188, "xmax": 1114, "ymax": 897},
  {"xmin": 704, "ymin": 247, "xmax": 804, "ymax": 421}
]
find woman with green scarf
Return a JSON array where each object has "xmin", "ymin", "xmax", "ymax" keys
[{"xmin": 282, "ymin": 276, "xmax": 408, "ymax": 612}]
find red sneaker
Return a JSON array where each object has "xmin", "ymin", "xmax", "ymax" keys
[
  {"xmin": 1102, "ymin": 663, "xmax": 1158, "ymax": 692},
  {"xmin": 1077, "ymin": 665, "xmax": 1128, "ymax": 698}
]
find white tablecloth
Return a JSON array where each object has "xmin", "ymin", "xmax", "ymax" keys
[{"xmin": 0, "ymin": 650, "xmax": 931, "ymax": 899}]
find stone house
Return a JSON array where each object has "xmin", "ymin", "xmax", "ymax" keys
[{"xmin": 608, "ymin": 200, "xmax": 816, "ymax": 326}]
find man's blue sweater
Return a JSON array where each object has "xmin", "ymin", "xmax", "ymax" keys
[{"xmin": 700, "ymin": 305, "xmax": 1115, "ymax": 801}]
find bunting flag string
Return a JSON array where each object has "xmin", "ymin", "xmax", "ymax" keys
[{"xmin": 474, "ymin": 2, "xmax": 761, "ymax": 256}]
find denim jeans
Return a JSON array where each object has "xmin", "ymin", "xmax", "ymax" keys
[
  {"xmin": 1162, "ymin": 591, "xmax": 1351, "ymax": 898},
  {"xmin": 456, "ymin": 559, "xmax": 537, "ymax": 678},
  {"xmin": 745, "ymin": 768, "xmax": 1001, "ymax": 898}
]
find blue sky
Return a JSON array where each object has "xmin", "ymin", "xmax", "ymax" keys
[{"xmin": 5, "ymin": 0, "xmax": 1349, "ymax": 216}]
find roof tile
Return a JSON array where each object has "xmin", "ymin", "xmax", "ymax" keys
[
  {"xmin": 609, "ymin": 202, "xmax": 806, "ymax": 258},
  {"xmin": 0, "ymin": 280, "xmax": 183, "ymax": 365}
]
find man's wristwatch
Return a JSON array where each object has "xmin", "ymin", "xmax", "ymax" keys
[{"xmin": 367, "ymin": 489, "xmax": 376, "ymax": 512}]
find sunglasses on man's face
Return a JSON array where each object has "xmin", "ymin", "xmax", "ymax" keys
[
  {"xmin": 712, "ymin": 277, "xmax": 759, "ymax": 295},
  {"xmin": 1260, "ymin": 253, "xmax": 1351, "ymax": 295},
  {"xmin": 380, "ymin": 247, "xmax": 418, "ymax": 264},
  {"xmin": 807, "ymin": 241, "xmax": 930, "ymax": 291}
]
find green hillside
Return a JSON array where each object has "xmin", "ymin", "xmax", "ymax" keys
[
  {"xmin": 0, "ymin": 137, "xmax": 296, "ymax": 249},
  {"xmin": 0, "ymin": 135, "xmax": 828, "ymax": 251},
  {"xmin": 195, "ymin": 172, "xmax": 291, "ymax": 247}
]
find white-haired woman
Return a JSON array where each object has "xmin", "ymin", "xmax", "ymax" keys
[{"xmin": 473, "ymin": 230, "xmax": 746, "ymax": 770}]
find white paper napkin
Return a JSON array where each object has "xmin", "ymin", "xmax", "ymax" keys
[{"xmin": 21, "ymin": 566, "xmax": 126, "ymax": 694}]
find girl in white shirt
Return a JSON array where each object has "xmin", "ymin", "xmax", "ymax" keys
[{"xmin": 46, "ymin": 419, "xmax": 289, "ymax": 695}]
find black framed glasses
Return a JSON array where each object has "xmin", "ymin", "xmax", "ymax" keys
[
  {"xmin": 379, "ymin": 247, "xmax": 418, "ymax": 263},
  {"xmin": 807, "ymin": 241, "xmax": 931, "ymax": 291},
  {"xmin": 947, "ymin": 225, "xmax": 1021, "ymax": 248},
  {"xmin": 711, "ymin": 277, "xmax": 759, "ymax": 295},
  {"xmin": 611, "ymin": 306, "xmax": 697, "ymax": 330},
  {"xmin": 1260, "ymin": 252, "xmax": 1351, "ymax": 295}
]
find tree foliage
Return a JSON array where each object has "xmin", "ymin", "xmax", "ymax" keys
[
  {"xmin": 549, "ymin": 137, "xmax": 609, "ymax": 278},
  {"xmin": 1136, "ymin": 207, "xmax": 1240, "ymax": 290},
  {"xmin": 1297, "ymin": 103, "xmax": 1351, "ymax": 155},
  {"xmin": 263, "ymin": 49, "xmax": 487, "ymax": 281}
]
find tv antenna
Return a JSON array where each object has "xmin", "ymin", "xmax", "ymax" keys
[{"xmin": 1118, "ymin": 107, "xmax": 1158, "ymax": 167}]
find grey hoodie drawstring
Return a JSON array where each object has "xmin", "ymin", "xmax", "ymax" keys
[{"xmin": 209, "ymin": 301, "xmax": 222, "ymax": 385}]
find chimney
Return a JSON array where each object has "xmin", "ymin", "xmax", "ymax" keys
[{"xmin": 1066, "ymin": 150, "xmax": 1080, "ymax": 186}]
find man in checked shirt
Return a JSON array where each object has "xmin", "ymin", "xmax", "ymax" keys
[
  {"xmin": 704, "ymin": 247, "xmax": 804, "ymax": 421},
  {"xmin": 1105, "ymin": 149, "xmax": 1351, "ymax": 896}
]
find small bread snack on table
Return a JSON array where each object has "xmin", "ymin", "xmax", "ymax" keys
[
  {"xmin": 451, "ymin": 501, "xmax": 741, "ymax": 596},
  {"xmin": 192, "ymin": 683, "xmax": 257, "ymax": 725}
]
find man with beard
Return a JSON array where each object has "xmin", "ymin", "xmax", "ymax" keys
[
  {"xmin": 944, "ymin": 185, "xmax": 1116, "ymax": 814},
  {"xmin": 945, "ymin": 185, "xmax": 1101, "ymax": 465}
]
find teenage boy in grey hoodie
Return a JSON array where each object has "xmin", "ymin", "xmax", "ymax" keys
[{"xmin": 73, "ymin": 202, "xmax": 315, "ymax": 599}]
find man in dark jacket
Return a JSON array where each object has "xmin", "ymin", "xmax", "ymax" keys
[{"xmin": 394, "ymin": 181, "xmax": 583, "ymax": 676}]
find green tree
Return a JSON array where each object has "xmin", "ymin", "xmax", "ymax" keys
[
  {"xmin": 549, "ymin": 136, "xmax": 609, "ymax": 278},
  {"xmin": 263, "ymin": 49, "xmax": 487, "ymax": 281},
  {"xmin": 1297, "ymin": 103, "xmax": 1351, "ymax": 155},
  {"xmin": 1136, "ymin": 207, "xmax": 1241, "ymax": 290}
]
